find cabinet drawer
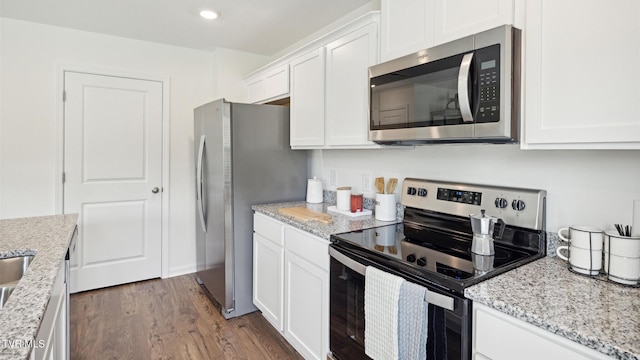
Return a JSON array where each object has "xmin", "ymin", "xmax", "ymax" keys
[
  {"xmin": 474, "ymin": 304, "xmax": 614, "ymax": 360},
  {"xmin": 284, "ymin": 227, "xmax": 329, "ymax": 271},
  {"xmin": 254, "ymin": 213, "xmax": 284, "ymax": 246}
]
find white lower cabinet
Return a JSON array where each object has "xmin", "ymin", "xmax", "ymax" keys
[
  {"xmin": 253, "ymin": 232, "xmax": 284, "ymax": 331},
  {"xmin": 31, "ymin": 259, "xmax": 68, "ymax": 360},
  {"xmin": 473, "ymin": 303, "xmax": 615, "ymax": 360},
  {"xmin": 253, "ymin": 213, "xmax": 330, "ymax": 360},
  {"xmin": 284, "ymin": 250, "xmax": 329, "ymax": 360}
]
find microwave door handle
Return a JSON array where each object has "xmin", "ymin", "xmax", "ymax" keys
[
  {"xmin": 458, "ymin": 53, "xmax": 474, "ymax": 123},
  {"xmin": 329, "ymin": 247, "xmax": 455, "ymax": 311}
]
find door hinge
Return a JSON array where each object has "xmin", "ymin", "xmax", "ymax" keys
[
  {"xmin": 62, "ymin": 172, "xmax": 66, "ymax": 183},
  {"xmin": 63, "ymin": 90, "xmax": 67, "ymax": 102}
]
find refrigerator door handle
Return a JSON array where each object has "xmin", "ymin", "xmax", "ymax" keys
[{"xmin": 196, "ymin": 134, "xmax": 207, "ymax": 233}]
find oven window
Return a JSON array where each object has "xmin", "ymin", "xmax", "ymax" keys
[
  {"xmin": 329, "ymin": 256, "xmax": 471, "ymax": 360},
  {"xmin": 370, "ymin": 53, "xmax": 468, "ymax": 130},
  {"xmin": 330, "ymin": 257, "xmax": 369, "ymax": 360}
]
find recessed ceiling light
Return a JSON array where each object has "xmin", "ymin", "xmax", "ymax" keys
[{"xmin": 200, "ymin": 10, "xmax": 219, "ymax": 20}]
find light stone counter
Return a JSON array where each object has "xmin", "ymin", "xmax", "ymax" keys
[
  {"xmin": 0, "ymin": 214, "xmax": 78, "ymax": 359},
  {"xmin": 465, "ymin": 256, "xmax": 640, "ymax": 360},
  {"xmin": 251, "ymin": 201, "xmax": 401, "ymax": 239}
]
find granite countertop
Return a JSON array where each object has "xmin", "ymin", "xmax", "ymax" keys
[
  {"xmin": 0, "ymin": 214, "xmax": 78, "ymax": 359},
  {"xmin": 465, "ymin": 256, "xmax": 640, "ymax": 360},
  {"xmin": 252, "ymin": 201, "xmax": 401, "ymax": 239}
]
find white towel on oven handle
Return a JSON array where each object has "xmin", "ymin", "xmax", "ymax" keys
[{"xmin": 364, "ymin": 266, "xmax": 403, "ymax": 360}]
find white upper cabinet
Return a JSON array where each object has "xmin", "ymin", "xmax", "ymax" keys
[
  {"xmin": 244, "ymin": 12, "xmax": 381, "ymax": 149},
  {"xmin": 380, "ymin": 0, "xmax": 434, "ymax": 62},
  {"xmin": 522, "ymin": 0, "xmax": 640, "ymax": 148},
  {"xmin": 246, "ymin": 63, "xmax": 289, "ymax": 104},
  {"xmin": 287, "ymin": 12, "xmax": 380, "ymax": 149},
  {"xmin": 432, "ymin": 0, "xmax": 514, "ymax": 45},
  {"xmin": 381, "ymin": 0, "xmax": 514, "ymax": 62},
  {"xmin": 325, "ymin": 21, "xmax": 380, "ymax": 147},
  {"xmin": 290, "ymin": 48, "xmax": 326, "ymax": 148}
]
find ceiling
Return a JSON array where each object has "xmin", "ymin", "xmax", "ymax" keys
[{"xmin": 0, "ymin": 0, "xmax": 373, "ymax": 56}]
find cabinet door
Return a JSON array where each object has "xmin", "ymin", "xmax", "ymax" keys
[
  {"xmin": 381, "ymin": 0, "xmax": 434, "ymax": 62},
  {"xmin": 325, "ymin": 22, "xmax": 379, "ymax": 147},
  {"xmin": 263, "ymin": 64, "xmax": 289, "ymax": 101},
  {"xmin": 54, "ymin": 281, "xmax": 68, "ymax": 360},
  {"xmin": 33, "ymin": 262, "xmax": 66, "ymax": 360},
  {"xmin": 246, "ymin": 64, "xmax": 289, "ymax": 104},
  {"xmin": 523, "ymin": 0, "xmax": 640, "ymax": 148},
  {"xmin": 246, "ymin": 76, "xmax": 265, "ymax": 104},
  {"xmin": 473, "ymin": 303, "xmax": 615, "ymax": 359},
  {"xmin": 284, "ymin": 250, "xmax": 329, "ymax": 360},
  {"xmin": 290, "ymin": 48, "xmax": 326, "ymax": 148},
  {"xmin": 253, "ymin": 233, "xmax": 284, "ymax": 331},
  {"xmin": 432, "ymin": 0, "xmax": 514, "ymax": 45}
]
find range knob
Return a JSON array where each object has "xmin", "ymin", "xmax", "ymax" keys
[
  {"xmin": 416, "ymin": 257, "xmax": 427, "ymax": 267},
  {"xmin": 512, "ymin": 199, "xmax": 526, "ymax": 211},
  {"xmin": 407, "ymin": 187, "xmax": 417, "ymax": 195},
  {"xmin": 417, "ymin": 188, "xmax": 428, "ymax": 197},
  {"xmin": 406, "ymin": 254, "xmax": 417, "ymax": 262},
  {"xmin": 495, "ymin": 197, "xmax": 508, "ymax": 209}
]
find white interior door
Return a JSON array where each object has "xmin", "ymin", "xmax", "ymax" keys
[{"xmin": 63, "ymin": 71, "xmax": 163, "ymax": 293}]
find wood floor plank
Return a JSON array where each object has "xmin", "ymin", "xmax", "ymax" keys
[{"xmin": 70, "ymin": 274, "xmax": 303, "ymax": 360}]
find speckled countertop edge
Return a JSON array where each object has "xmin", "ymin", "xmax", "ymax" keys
[
  {"xmin": 251, "ymin": 201, "xmax": 401, "ymax": 240},
  {"xmin": 0, "ymin": 214, "xmax": 78, "ymax": 359},
  {"xmin": 465, "ymin": 256, "xmax": 640, "ymax": 360}
]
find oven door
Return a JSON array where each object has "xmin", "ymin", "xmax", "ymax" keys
[{"xmin": 328, "ymin": 246, "xmax": 471, "ymax": 360}]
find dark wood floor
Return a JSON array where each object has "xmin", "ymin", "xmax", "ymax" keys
[{"xmin": 70, "ymin": 274, "xmax": 303, "ymax": 360}]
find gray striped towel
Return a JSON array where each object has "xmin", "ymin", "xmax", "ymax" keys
[{"xmin": 398, "ymin": 281, "xmax": 428, "ymax": 360}]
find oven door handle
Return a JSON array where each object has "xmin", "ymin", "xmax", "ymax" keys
[
  {"xmin": 329, "ymin": 247, "xmax": 455, "ymax": 311},
  {"xmin": 458, "ymin": 52, "xmax": 474, "ymax": 123}
]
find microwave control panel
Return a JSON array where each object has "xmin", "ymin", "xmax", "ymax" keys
[{"xmin": 475, "ymin": 44, "xmax": 501, "ymax": 123}]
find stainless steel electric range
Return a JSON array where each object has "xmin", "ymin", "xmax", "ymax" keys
[{"xmin": 328, "ymin": 178, "xmax": 546, "ymax": 360}]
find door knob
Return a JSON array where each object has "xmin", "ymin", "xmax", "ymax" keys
[{"xmin": 152, "ymin": 187, "xmax": 160, "ymax": 193}]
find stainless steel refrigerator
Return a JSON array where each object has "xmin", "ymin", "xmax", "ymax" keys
[{"xmin": 194, "ymin": 98, "xmax": 307, "ymax": 319}]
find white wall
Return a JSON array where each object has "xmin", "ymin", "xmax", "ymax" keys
[
  {"xmin": 311, "ymin": 146, "xmax": 640, "ymax": 233},
  {"xmin": 267, "ymin": 1, "xmax": 381, "ymax": 64},
  {"xmin": 211, "ymin": 47, "xmax": 268, "ymax": 102},
  {"xmin": 0, "ymin": 18, "xmax": 265, "ymax": 276}
]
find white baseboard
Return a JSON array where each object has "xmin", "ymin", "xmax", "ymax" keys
[{"xmin": 166, "ymin": 264, "xmax": 197, "ymax": 278}]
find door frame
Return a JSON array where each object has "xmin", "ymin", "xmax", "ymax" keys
[{"xmin": 54, "ymin": 64, "xmax": 171, "ymax": 279}]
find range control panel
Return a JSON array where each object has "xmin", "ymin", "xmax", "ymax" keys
[
  {"xmin": 401, "ymin": 178, "xmax": 546, "ymax": 230},
  {"xmin": 436, "ymin": 188, "xmax": 482, "ymax": 205}
]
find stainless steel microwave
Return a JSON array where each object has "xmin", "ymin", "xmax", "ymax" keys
[{"xmin": 369, "ymin": 25, "xmax": 521, "ymax": 144}]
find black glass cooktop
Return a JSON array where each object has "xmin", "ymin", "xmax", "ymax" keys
[{"xmin": 330, "ymin": 222, "xmax": 542, "ymax": 294}]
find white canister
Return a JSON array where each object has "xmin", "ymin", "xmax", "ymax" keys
[
  {"xmin": 306, "ymin": 177, "xmax": 323, "ymax": 204},
  {"xmin": 375, "ymin": 193, "xmax": 396, "ymax": 221},
  {"xmin": 336, "ymin": 187, "xmax": 351, "ymax": 211}
]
